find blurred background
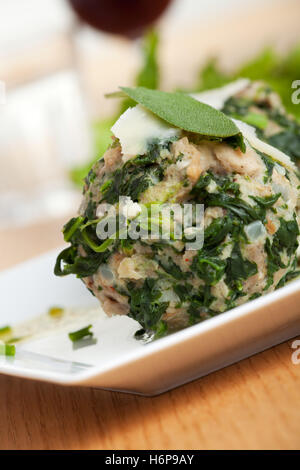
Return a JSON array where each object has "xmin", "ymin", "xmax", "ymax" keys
[{"xmin": 0, "ymin": 0, "xmax": 299, "ymax": 235}]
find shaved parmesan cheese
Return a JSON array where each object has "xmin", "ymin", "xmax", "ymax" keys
[
  {"xmin": 233, "ymin": 119, "xmax": 297, "ymax": 172},
  {"xmin": 191, "ymin": 79, "xmax": 250, "ymax": 110},
  {"xmin": 111, "ymin": 105, "xmax": 179, "ymax": 162}
]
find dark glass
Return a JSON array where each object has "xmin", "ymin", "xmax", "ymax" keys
[{"xmin": 68, "ymin": 0, "xmax": 172, "ymax": 38}]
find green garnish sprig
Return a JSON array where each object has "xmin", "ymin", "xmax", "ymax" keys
[
  {"xmin": 0, "ymin": 341, "xmax": 15, "ymax": 357},
  {"xmin": 68, "ymin": 325, "xmax": 94, "ymax": 342}
]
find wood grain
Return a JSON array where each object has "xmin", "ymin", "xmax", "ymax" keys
[{"xmin": 0, "ymin": 220, "xmax": 299, "ymax": 450}]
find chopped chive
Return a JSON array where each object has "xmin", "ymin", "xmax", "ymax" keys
[
  {"xmin": 5, "ymin": 344, "xmax": 16, "ymax": 356},
  {"xmin": 68, "ymin": 325, "xmax": 93, "ymax": 342},
  {"xmin": 48, "ymin": 306, "xmax": 64, "ymax": 317},
  {"xmin": 0, "ymin": 341, "xmax": 16, "ymax": 357}
]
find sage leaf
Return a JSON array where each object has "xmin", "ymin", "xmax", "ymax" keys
[{"xmin": 120, "ymin": 86, "xmax": 240, "ymax": 138}]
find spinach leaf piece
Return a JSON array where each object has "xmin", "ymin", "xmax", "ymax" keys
[
  {"xmin": 205, "ymin": 193, "xmax": 259, "ymax": 224},
  {"xmin": 249, "ymin": 193, "xmax": 281, "ymax": 221},
  {"xmin": 127, "ymin": 278, "xmax": 169, "ymax": 331},
  {"xmin": 55, "ymin": 215, "xmax": 112, "ymax": 278},
  {"xmin": 276, "ymin": 268, "xmax": 300, "ymax": 289},
  {"xmin": 158, "ymin": 257, "xmax": 190, "ymax": 280},
  {"xmin": 225, "ymin": 243, "xmax": 258, "ymax": 287},
  {"xmin": 101, "ymin": 144, "xmax": 165, "ymax": 204},
  {"xmin": 187, "ymin": 285, "xmax": 216, "ymax": 322},
  {"xmin": 54, "ymin": 245, "xmax": 109, "ymax": 278},
  {"xmin": 264, "ymin": 216, "xmax": 299, "ymax": 289},
  {"xmin": 264, "ymin": 238, "xmax": 286, "ymax": 290},
  {"xmin": 173, "ymin": 283, "xmax": 193, "ymax": 303},
  {"xmin": 203, "ymin": 216, "xmax": 232, "ymax": 248},
  {"xmin": 273, "ymin": 216, "xmax": 299, "ymax": 257},
  {"xmin": 192, "ymin": 172, "xmax": 240, "ymax": 198},
  {"xmin": 191, "ymin": 251, "xmax": 226, "ymax": 286}
]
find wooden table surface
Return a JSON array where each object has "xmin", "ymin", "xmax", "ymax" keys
[{"xmin": 0, "ymin": 218, "xmax": 299, "ymax": 450}]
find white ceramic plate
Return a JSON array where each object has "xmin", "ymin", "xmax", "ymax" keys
[{"xmin": 0, "ymin": 248, "xmax": 299, "ymax": 395}]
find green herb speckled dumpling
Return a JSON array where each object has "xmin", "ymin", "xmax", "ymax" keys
[{"xmin": 55, "ymin": 86, "xmax": 300, "ymax": 337}]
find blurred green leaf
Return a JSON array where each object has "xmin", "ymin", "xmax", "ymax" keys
[
  {"xmin": 197, "ymin": 58, "xmax": 230, "ymax": 91},
  {"xmin": 69, "ymin": 118, "xmax": 114, "ymax": 186},
  {"xmin": 276, "ymin": 44, "xmax": 300, "ymax": 77},
  {"xmin": 119, "ymin": 29, "xmax": 160, "ymax": 114},
  {"xmin": 196, "ymin": 44, "xmax": 300, "ymax": 123},
  {"xmin": 235, "ymin": 47, "xmax": 278, "ymax": 81},
  {"xmin": 136, "ymin": 29, "xmax": 159, "ymax": 89}
]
